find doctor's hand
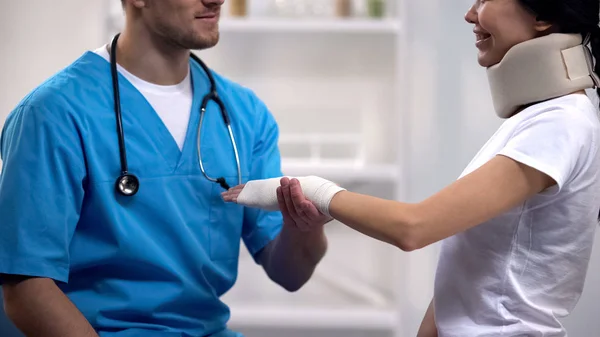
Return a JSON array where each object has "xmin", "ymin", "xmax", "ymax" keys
[{"xmin": 277, "ymin": 177, "xmax": 332, "ymax": 232}]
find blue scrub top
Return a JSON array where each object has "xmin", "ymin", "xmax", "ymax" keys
[{"xmin": 0, "ymin": 51, "xmax": 284, "ymax": 336}]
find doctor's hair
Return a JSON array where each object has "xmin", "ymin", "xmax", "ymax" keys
[{"xmin": 518, "ymin": 0, "xmax": 600, "ymax": 108}]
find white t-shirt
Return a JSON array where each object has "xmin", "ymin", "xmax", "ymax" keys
[
  {"xmin": 434, "ymin": 93, "xmax": 600, "ymax": 336},
  {"xmin": 94, "ymin": 46, "xmax": 192, "ymax": 150}
]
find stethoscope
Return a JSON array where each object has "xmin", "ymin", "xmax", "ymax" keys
[{"xmin": 109, "ymin": 33, "xmax": 242, "ymax": 197}]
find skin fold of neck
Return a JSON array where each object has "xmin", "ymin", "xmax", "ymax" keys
[{"xmin": 112, "ymin": 23, "xmax": 191, "ymax": 86}]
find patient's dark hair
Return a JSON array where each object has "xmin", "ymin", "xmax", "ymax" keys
[{"xmin": 518, "ymin": 0, "xmax": 600, "ymax": 106}]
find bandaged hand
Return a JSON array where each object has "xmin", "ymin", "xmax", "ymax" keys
[{"xmin": 221, "ymin": 176, "xmax": 345, "ymax": 216}]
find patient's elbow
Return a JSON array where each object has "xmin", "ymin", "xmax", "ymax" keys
[
  {"xmin": 394, "ymin": 231, "xmax": 421, "ymax": 252},
  {"xmin": 392, "ymin": 210, "xmax": 426, "ymax": 252}
]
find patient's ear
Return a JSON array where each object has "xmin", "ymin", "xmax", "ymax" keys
[{"xmin": 533, "ymin": 20, "xmax": 555, "ymax": 33}]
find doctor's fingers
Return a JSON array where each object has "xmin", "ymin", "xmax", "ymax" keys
[
  {"xmin": 289, "ymin": 179, "xmax": 307, "ymax": 212},
  {"xmin": 280, "ymin": 182, "xmax": 311, "ymax": 231},
  {"xmin": 277, "ymin": 186, "xmax": 308, "ymax": 230},
  {"xmin": 299, "ymin": 201, "xmax": 323, "ymax": 223},
  {"xmin": 289, "ymin": 180, "xmax": 322, "ymax": 223}
]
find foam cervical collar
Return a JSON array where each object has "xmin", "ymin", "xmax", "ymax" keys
[{"xmin": 487, "ymin": 33, "xmax": 600, "ymax": 118}]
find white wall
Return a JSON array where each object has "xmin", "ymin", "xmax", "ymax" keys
[
  {"xmin": 0, "ymin": 0, "xmax": 106, "ymax": 125},
  {"xmin": 0, "ymin": 0, "xmax": 105, "ymax": 334}
]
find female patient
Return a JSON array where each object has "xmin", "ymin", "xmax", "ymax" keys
[{"xmin": 225, "ymin": 0, "xmax": 600, "ymax": 336}]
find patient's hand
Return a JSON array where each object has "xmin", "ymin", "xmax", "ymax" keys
[
  {"xmin": 222, "ymin": 176, "xmax": 346, "ymax": 216},
  {"xmin": 221, "ymin": 184, "xmax": 244, "ymax": 203},
  {"xmin": 221, "ymin": 178, "xmax": 282, "ymax": 211}
]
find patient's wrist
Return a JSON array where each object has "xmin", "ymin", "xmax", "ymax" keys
[{"xmin": 236, "ymin": 176, "xmax": 346, "ymax": 216}]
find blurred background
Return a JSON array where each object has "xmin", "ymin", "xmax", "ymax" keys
[{"xmin": 0, "ymin": 0, "xmax": 599, "ymax": 336}]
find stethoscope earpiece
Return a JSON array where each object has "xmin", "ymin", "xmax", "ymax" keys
[{"xmin": 116, "ymin": 173, "xmax": 140, "ymax": 196}]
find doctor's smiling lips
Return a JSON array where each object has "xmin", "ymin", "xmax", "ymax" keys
[{"xmin": 195, "ymin": 8, "xmax": 220, "ymax": 26}]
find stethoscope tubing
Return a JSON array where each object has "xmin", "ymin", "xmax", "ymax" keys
[
  {"xmin": 109, "ymin": 33, "xmax": 242, "ymax": 196},
  {"xmin": 110, "ymin": 34, "xmax": 130, "ymax": 177}
]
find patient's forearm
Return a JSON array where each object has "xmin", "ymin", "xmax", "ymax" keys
[
  {"xmin": 2, "ymin": 276, "xmax": 99, "ymax": 337},
  {"xmin": 328, "ymin": 190, "xmax": 421, "ymax": 251}
]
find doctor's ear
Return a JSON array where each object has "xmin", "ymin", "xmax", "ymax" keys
[{"xmin": 122, "ymin": 0, "xmax": 147, "ymax": 9}]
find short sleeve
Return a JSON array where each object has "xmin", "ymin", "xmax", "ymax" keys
[
  {"xmin": 497, "ymin": 109, "xmax": 597, "ymax": 194},
  {"xmin": 0, "ymin": 104, "xmax": 86, "ymax": 283},
  {"xmin": 241, "ymin": 97, "xmax": 284, "ymax": 262}
]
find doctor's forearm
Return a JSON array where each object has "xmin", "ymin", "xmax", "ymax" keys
[
  {"xmin": 2, "ymin": 276, "xmax": 99, "ymax": 337},
  {"xmin": 261, "ymin": 226, "xmax": 327, "ymax": 292}
]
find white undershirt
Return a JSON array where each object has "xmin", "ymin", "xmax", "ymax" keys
[{"xmin": 94, "ymin": 45, "xmax": 192, "ymax": 151}]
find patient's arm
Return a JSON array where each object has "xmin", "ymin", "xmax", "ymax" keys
[{"xmin": 417, "ymin": 299, "xmax": 438, "ymax": 337}]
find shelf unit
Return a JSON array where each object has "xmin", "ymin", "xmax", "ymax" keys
[
  {"xmin": 282, "ymin": 161, "xmax": 399, "ymax": 183},
  {"xmin": 222, "ymin": 219, "xmax": 404, "ymax": 333},
  {"xmin": 224, "ymin": 235, "xmax": 400, "ymax": 330},
  {"xmin": 218, "ymin": 17, "xmax": 401, "ymax": 34},
  {"xmin": 106, "ymin": 8, "xmax": 401, "ymax": 36},
  {"xmin": 229, "ymin": 307, "xmax": 397, "ymax": 330},
  {"xmin": 107, "ymin": 1, "xmax": 408, "ymax": 336}
]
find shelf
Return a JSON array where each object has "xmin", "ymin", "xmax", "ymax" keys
[
  {"xmin": 228, "ymin": 305, "xmax": 397, "ymax": 329},
  {"xmin": 219, "ymin": 17, "xmax": 401, "ymax": 34},
  {"xmin": 223, "ymin": 248, "xmax": 398, "ymax": 330},
  {"xmin": 281, "ymin": 161, "xmax": 400, "ymax": 184}
]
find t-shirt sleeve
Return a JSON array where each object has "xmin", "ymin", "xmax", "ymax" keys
[
  {"xmin": 497, "ymin": 108, "xmax": 597, "ymax": 194},
  {"xmin": 241, "ymin": 96, "xmax": 284, "ymax": 263},
  {"xmin": 0, "ymin": 104, "xmax": 86, "ymax": 283}
]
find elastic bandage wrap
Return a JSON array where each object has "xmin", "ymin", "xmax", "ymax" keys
[{"xmin": 236, "ymin": 176, "xmax": 346, "ymax": 216}]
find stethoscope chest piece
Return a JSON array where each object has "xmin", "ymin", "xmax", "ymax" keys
[{"xmin": 116, "ymin": 174, "xmax": 140, "ymax": 196}]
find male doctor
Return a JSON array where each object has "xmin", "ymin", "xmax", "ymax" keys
[{"xmin": 0, "ymin": 0, "xmax": 330, "ymax": 336}]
